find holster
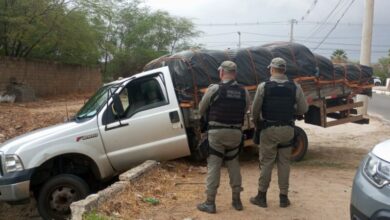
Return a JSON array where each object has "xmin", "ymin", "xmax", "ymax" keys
[
  {"xmin": 200, "ymin": 116, "xmax": 208, "ymax": 133},
  {"xmin": 198, "ymin": 136, "xmax": 209, "ymax": 159},
  {"xmin": 204, "ymin": 134, "xmax": 244, "ymax": 161},
  {"xmin": 253, "ymin": 128, "xmax": 261, "ymax": 145},
  {"xmin": 253, "ymin": 120, "xmax": 265, "ymax": 145},
  {"xmin": 253, "ymin": 120, "xmax": 295, "ymax": 148}
]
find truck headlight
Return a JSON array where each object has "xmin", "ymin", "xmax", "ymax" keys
[
  {"xmin": 4, "ymin": 154, "xmax": 24, "ymax": 173},
  {"xmin": 363, "ymin": 154, "xmax": 390, "ymax": 188}
]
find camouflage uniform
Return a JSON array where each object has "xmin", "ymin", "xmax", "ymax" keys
[
  {"xmin": 251, "ymin": 57, "xmax": 308, "ymax": 207},
  {"xmin": 199, "ymin": 81, "xmax": 250, "ymax": 198}
]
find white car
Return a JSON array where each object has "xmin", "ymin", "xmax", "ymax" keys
[
  {"xmin": 374, "ymin": 77, "xmax": 382, "ymax": 86},
  {"xmin": 350, "ymin": 139, "xmax": 390, "ymax": 220}
]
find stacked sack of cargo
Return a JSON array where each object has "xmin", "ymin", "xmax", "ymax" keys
[
  {"xmin": 314, "ymin": 53, "xmax": 373, "ymax": 86},
  {"xmin": 144, "ymin": 42, "xmax": 373, "ymax": 100}
]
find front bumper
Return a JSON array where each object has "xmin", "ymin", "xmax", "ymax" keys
[
  {"xmin": 0, "ymin": 169, "xmax": 34, "ymax": 202},
  {"xmin": 351, "ymin": 204, "xmax": 390, "ymax": 220},
  {"xmin": 350, "ymin": 162, "xmax": 390, "ymax": 220},
  {"xmin": 0, "ymin": 180, "xmax": 30, "ymax": 201}
]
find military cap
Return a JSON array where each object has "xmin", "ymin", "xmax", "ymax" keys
[
  {"xmin": 218, "ymin": 60, "xmax": 237, "ymax": 72},
  {"xmin": 268, "ymin": 57, "xmax": 287, "ymax": 69}
]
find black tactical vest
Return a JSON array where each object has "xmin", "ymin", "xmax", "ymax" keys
[
  {"xmin": 208, "ymin": 82, "xmax": 246, "ymax": 125},
  {"xmin": 262, "ymin": 80, "xmax": 296, "ymax": 122}
]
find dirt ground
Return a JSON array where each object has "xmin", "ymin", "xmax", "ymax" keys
[
  {"xmin": 0, "ymin": 94, "xmax": 89, "ymax": 142},
  {"xmin": 0, "ymin": 97, "xmax": 389, "ymax": 220}
]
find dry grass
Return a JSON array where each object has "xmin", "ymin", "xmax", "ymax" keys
[
  {"xmin": 0, "ymin": 94, "xmax": 88, "ymax": 142},
  {"xmin": 96, "ymin": 160, "xmax": 206, "ymax": 220}
]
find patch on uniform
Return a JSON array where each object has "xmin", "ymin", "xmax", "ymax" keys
[{"xmin": 226, "ymin": 89, "xmax": 242, "ymax": 99}]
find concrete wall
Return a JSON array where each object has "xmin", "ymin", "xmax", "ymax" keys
[{"xmin": 0, "ymin": 57, "xmax": 102, "ymax": 97}]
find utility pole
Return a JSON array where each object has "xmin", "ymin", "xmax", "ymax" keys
[
  {"xmin": 237, "ymin": 31, "xmax": 241, "ymax": 48},
  {"xmin": 357, "ymin": 0, "xmax": 374, "ymax": 117},
  {"xmin": 289, "ymin": 19, "xmax": 298, "ymax": 42}
]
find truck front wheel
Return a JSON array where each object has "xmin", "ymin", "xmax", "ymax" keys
[
  {"xmin": 291, "ymin": 126, "xmax": 308, "ymax": 162},
  {"xmin": 37, "ymin": 174, "xmax": 89, "ymax": 220}
]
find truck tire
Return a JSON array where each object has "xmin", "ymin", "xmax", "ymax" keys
[
  {"xmin": 37, "ymin": 174, "xmax": 89, "ymax": 220},
  {"xmin": 291, "ymin": 126, "xmax": 308, "ymax": 162}
]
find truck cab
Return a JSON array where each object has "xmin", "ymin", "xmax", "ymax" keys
[{"xmin": 0, "ymin": 67, "xmax": 191, "ymax": 219}]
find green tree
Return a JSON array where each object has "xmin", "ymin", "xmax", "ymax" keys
[
  {"xmin": 373, "ymin": 56, "xmax": 390, "ymax": 81},
  {"xmin": 108, "ymin": 4, "xmax": 200, "ymax": 78},
  {"xmin": 331, "ymin": 49, "xmax": 348, "ymax": 63},
  {"xmin": 169, "ymin": 17, "xmax": 202, "ymax": 54},
  {"xmin": 0, "ymin": 0, "xmax": 108, "ymax": 64},
  {"xmin": 0, "ymin": 0, "xmax": 200, "ymax": 76}
]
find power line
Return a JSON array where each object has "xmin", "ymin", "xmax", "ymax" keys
[
  {"xmin": 300, "ymin": 0, "xmax": 318, "ymax": 21},
  {"xmin": 202, "ymin": 32, "xmax": 238, "ymax": 37},
  {"xmin": 313, "ymin": 0, "xmax": 357, "ymax": 51},
  {"xmin": 195, "ymin": 21, "xmax": 288, "ymax": 26},
  {"xmin": 199, "ymin": 32, "xmax": 368, "ymax": 40},
  {"xmin": 196, "ymin": 21, "xmax": 390, "ymax": 27},
  {"xmin": 296, "ymin": 40, "xmax": 390, "ymax": 47},
  {"xmin": 305, "ymin": 0, "xmax": 343, "ymax": 39},
  {"xmin": 241, "ymin": 32, "xmax": 288, "ymax": 38},
  {"xmin": 313, "ymin": 0, "xmax": 352, "ymax": 35},
  {"xmin": 230, "ymin": 31, "xmax": 363, "ymax": 39}
]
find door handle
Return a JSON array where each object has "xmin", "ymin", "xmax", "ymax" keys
[{"xmin": 169, "ymin": 111, "xmax": 180, "ymax": 123}]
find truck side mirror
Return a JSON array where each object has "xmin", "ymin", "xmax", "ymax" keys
[{"xmin": 112, "ymin": 94, "xmax": 125, "ymax": 117}]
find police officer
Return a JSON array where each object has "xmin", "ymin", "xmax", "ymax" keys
[
  {"xmin": 197, "ymin": 61, "xmax": 250, "ymax": 213},
  {"xmin": 250, "ymin": 57, "xmax": 308, "ymax": 208}
]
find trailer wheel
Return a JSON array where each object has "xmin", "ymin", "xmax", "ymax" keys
[
  {"xmin": 37, "ymin": 174, "xmax": 89, "ymax": 220},
  {"xmin": 291, "ymin": 126, "xmax": 308, "ymax": 162}
]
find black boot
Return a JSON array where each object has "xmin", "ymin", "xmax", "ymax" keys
[
  {"xmin": 232, "ymin": 192, "xmax": 243, "ymax": 211},
  {"xmin": 197, "ymin": 195, "xmax": 216, "ymax": 214},
  {"xmin": 250, "ymin": 191, "xmax": 267, "ymax": 208},
  {"xmin": 279, "ymin": 194, "xmax": 291, "ymax": 208}
]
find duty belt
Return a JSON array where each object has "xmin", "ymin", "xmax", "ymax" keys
[
  {"xmin": 263, "ymin": 120, "xmax": 294, "ymax": 128},
  {"xmin": 208, "ymin": 125, "xmax": 241, "ymax": 130}
]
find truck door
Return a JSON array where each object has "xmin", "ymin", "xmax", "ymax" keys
[{"xmin": 97, "ymin": 67, "xmax": 191, "ymax": 172}]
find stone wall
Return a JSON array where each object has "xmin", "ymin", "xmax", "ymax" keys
[{"xmin": 0, "ymin": 57, "xmax": 102, "ymax": 97}]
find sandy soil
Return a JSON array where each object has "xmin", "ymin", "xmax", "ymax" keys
[
  {"xmin": 0, "ymin": 95, "xmax": 88, "ymax": 143},
  {"xmin": 1, "ymin": 96, "xmax": 389, "ymax": 220}
]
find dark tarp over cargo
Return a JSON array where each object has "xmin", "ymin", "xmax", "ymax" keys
[
  {"xmin": 261, "ymin": 42, "xmax": 318, "ymax": 78},
  {"xmin": 144, "ymin": 42, "xmax": 373, "ymax": 102},
  {"xmin": 314, "ymin": 53, "xmax": 335, "ymax": 81}
]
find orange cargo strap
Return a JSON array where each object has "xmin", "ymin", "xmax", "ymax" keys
[
  {"xmin": 180, "ymin": 102, "xmax": 193, "ymax": 108},
  {"xmin": 246, "ymin": 49, "xmax": 259, "ymax": 84},
  {"xmin": 192, "ymin": 49, "xmax": 212, "ymax": 83},
  {"xmin": 294, "ymin": 76, "xmax": 317, "ymax": 83}
]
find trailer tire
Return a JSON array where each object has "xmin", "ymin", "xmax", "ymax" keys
[
  {"xmin": 291, "ymin": 126, "xmax": 308, "ymax": 162},
  {"xmin": 37, "ymin": 174, "xmax": 89, "ymax": 220}
]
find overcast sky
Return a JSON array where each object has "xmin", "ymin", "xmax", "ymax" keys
[{"xmin": 142, "ymin": 0, "xmax": 390, "ymax": 63}]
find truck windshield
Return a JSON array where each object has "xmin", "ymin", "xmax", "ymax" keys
[{"xmin": 75, "ymin": 85, "xmax": 117, "ymax": 121}]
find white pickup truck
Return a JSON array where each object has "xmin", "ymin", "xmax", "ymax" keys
[{"xmin": 0, "ymin": 67, "xmax": 193, "ymax": 219}]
